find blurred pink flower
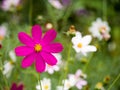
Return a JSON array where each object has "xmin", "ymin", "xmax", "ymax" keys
[
  {"xmin": 68, "ymin": 69, "xmax": 87, "ymax": 89},
  {"xmin": 15, "ymin": 25, "xmax": 63, "ymax": 73},
  {"xmin": 10, "ymin": 83, "xmax": 24, "ymax": 90},
  {"xmin": 48, "ymin": 0, "xmax": 63, "ymax": 9},
  {"xmin": 48, "ymin": 0, "xmax": 71, "ymax": 9},
  {"xmin": 0, "ymin": 44, "xmax": 2, "ymax": 49},
  {"xmin": 76, "ymin": 79, "xmax": 87, "ymax": 89},
  {"xmin": 1, "ymin": 0, "xmax": 20, "ymax": 11},
  {"xmin": 0, "ymin": 25, "xmax": 7, "ymax": 42}
]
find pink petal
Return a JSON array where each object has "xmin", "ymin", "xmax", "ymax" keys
[
  {"xmin": 75, "ymin": 69, "xmax": 82, "ymax": 77},
  {"xmin": 43, "ymin": 43, "xmax": 63, "ymax": 53},
  {"xmin": 15, "ymin": 46, "xmax": 34, "ymax": 56},
  {"xmin": 32, "ymin": 25, "xmax": 42, "ymax": 42},
  {"xmin": 41, "ymin": 52, "xmax": 57, "ymax": 65},
  {"xmin": 21, "ymin": 53, "xmax": 36, "ymax": 68},
  {"xmin": 18, "ymin": 32, "xmax": 34, "ymax": 47},
  {"xmin": 10, "ymin": 83, "xmax": 17, "ymax": 90},
  {"xmin": 35, "ymin": 54, "xmax": 45, "ymax": 73},
  {"xmin": 18, "ymin": 84, "xmax": 24, "ymax": 90},
  {"xmin": 41, "ymin": 29, "xmax": 57, "ymax": 45}
]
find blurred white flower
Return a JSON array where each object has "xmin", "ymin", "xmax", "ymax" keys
[
  {"xmin": 57, "ymin": 69, "xmax": 87, "ymax": 90},
  {"xmin": 71, "ymin": 32, "xmax": 97, "ymax": 56},
  {"xmin": 48, "ymin": 0, "xmax": 63, "ymax": 9},
  {"xmin": 45, "ymin": 53, "xmax": 62, "ymax": 74},
  {"xmin": 3, "ymin": 50, "xmax": 16, "ymax": 78},
  {"xmin": 0, "ymin": 25, "xmax": 7, "ymax": 42},
  {"xmin": 89, "ymin": 18, "xmax": 110, "ymax": 40},
  {"xmin": 1, "ymin": 0, "xmax": 20, "ymax": 11},
  {"xmin": 56, "ymin": 79, "xmax": 74, "ymax": 90},
  {"xmin": 68, "ymin": 69, "xmax": 87, "ymax": 89},
  {"xmin": 36, "ymin": 78, "xmax": 51, "ymax": 90},
  {"xmin": 9, "ymin": 50, "xmax": 16, "ymax": 62}
]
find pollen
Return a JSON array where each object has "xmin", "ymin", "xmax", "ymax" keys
[
  {"xmin": 99, "ymin": 26, "xmax": 106, "ymax": 33},
  {"xmin": 47, "ymin": 64, "xmax": 51, "ymax": 67},
  {"xmin": 0, "ymin": 36, "xmax": 4, "ymax": 41},
  {"xmin": 44, "ymin": 85, "xmax": 49, "ymax": 90},
  {"xmin": 34, "ymin": 44, "xmax": 42, "ymax": 52},
  {"xmin": 77, "ymin": 43, "xmax": 82, "ymax": 48}
]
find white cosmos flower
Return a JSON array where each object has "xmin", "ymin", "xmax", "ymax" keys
[
  {"xmin": 57, "ymin": 69, "xmax": 87, "ymax": 90},
  {"xmin": 89, "ymin": 18, "xmax": 110, "ymax": 40},
  {"xmin": 3, "ymin": 50, "xmax": 16, "ymax": 78},
  {"xmin": 45, "ymin": 53, "xmax": 62, "ymax": 74},
  {"xmin": 1, "ymin": 0, "xmax": 20, "ymax": 11},
  {"xmin": 71, "ymin": 32, "xmax": 97, "ymax": 56},
  {"xmin": 57, "ymin": 79, "xmax": 74, "ymax": 90},
  {"xmin": 36, "ymin": 78, "xmax": 51, "ymax": 90}
]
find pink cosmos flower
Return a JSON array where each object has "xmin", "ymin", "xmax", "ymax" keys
[
  {"xmin": 10, "ymin": 83, "xmax": 24, "ymax": 90},
  {"xmin": 15, "ymin": 25, "xmax": 63, "ymax": 73},
  {"xmin": 0, "ymin": 44, "xmax": 2, "ymax": 49}
]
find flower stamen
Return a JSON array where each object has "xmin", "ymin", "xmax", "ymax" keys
[
  {"xmin": 99, "ymin": 26, "xmax": 106, "ymax": 33},
  {"xmin": 44, "ymin": 85, "xmax": 49, "ymax": 90},
  {"xmin": 34, "ymin": 44, "xmax": 42, "ymax": 52},
  {"xmin": 77, "ymin": 43, "xmax": 82, "ymax": 48}
]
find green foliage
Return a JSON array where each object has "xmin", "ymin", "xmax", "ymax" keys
[{"xmin": 0, "ymin": 0, "xmax": 120, "ymax": 90}]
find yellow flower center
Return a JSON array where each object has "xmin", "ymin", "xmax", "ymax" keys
[
  {"xmin": 44, "ymin": 85, "xmax": 49, "ymax": 90},
  {"xmin": 10, "ymin": 61, "xmax": 14, "ymax": 65},
  {"xmin": 96, "ymin": 82, "xmax": 103, "ymax": 89},
  {"xmin": 0, "ymin": 36, "xmax": 4, "ymax": 41},
  {"xmin": 47, "ymin": 64, "xmax": 51, "ymax": 67},
  {"xmin": 66, "ymin": 83, "xmax": 71, "ymax": 87},
  {"xmin": 34, "ymin": 44, "xmax": 42, "ymax": 52},
  {"xmin": 77, "ymin": 43, "xmax": 82, "ymax": 48},
  {"xmin": 99, "ymin": 26, "xmax": 106, "ymax": 33}
]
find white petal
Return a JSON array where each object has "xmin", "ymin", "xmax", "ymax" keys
[
  {"xmin": 75, "ymin": 69, "xmax": 82, "ymax": 77},
  {"xmin": 81, "ymin": 35, "xmax": 92, "ymax": 45},
  {"xmin": 73, "ymin": 45, "xmax": 81, "ymax": 53},
  {"xmin": 83, "ymin": 45, "xmax": 97, "ymax": 52},
  {"xmin": 56, "ymin": 86, "xmax": 63, "ymax": 90},
  {"xmin": 48, "ymin": 0, "xmax": 63, "ymax": 9},
  {"xmin": 96, "ymin": 18, "xmax": 102, "ymax": 23},
  {"xmin": 48, "ymin": 69, "xmax": 54, "ymax": 74},
  {"xmin": 9, "ymin": 50, "xmax": 16, "ymax": 62},
  {"xmin": 3, "ymin": 62, "xmax": 14, "ymax": 78},
  {"xmin": 76, "ymin": 32, "xmax": 82, "ymax": 37},
  {"xmin": 71, "ymin": 32, "xmax": 82, "ymax": 45},
  {"xmin": 54, "ymin": 66, "xmax": 59, "ymax": 71},
  {"xmin": 36, "ymin": 84, "xmax": 40, "ymax": 90}
]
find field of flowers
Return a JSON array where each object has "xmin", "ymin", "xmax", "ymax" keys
[{"xmin": 0, "ymin": 0, "xmax": 120, "ymax": 90}]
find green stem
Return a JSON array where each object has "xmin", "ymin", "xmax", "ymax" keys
[
  {"xmin": 0, "ymin": 58, "xmax": 9, "ymax": 89},
  {"xmin": 29, "ymin": 0, "xmax": 32, "ymax": 25},
  {"xmin": 107, "ymin": 73, "xmax": 120, "ymax": 90},
  {"xmin": 103, "ymin": 0, "xmax": 107, "ymax": 20},
  {"xmin": 83, "ymin": 53, "xmax": 94, "ymax": 72},
  {"xmin": 58, "ymin": 43, "xmax": 72, "ymax": 86},
  {"xmin": 62, "ymin": 43, "xmax": 71, "ymax": 89},
  {"xmin": 38, "ymin": 74, "xmax": 42, "ymax": 90}
]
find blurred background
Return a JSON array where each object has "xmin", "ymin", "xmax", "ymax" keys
[{"xmin": 0, "ymin": 0, "xmax": 120, "ymax": 90}]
